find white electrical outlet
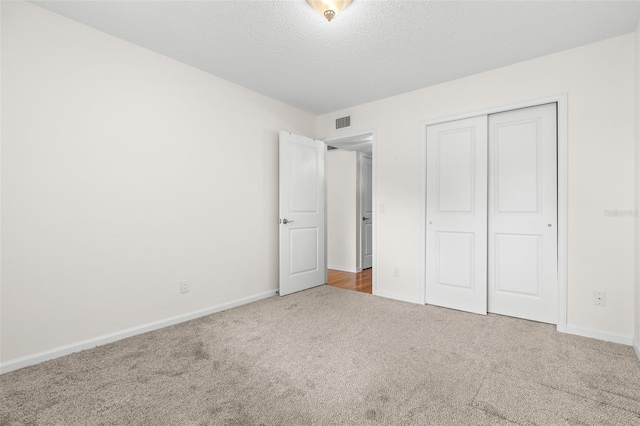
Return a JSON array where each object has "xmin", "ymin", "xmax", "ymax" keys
[
  {"xmin": 594, "ymin": 291, "xmax": 606, "ymax": 307},
  {"xmin": 180, "ymin": 279, "xmax": 190, "ymax": 294},
  {"xmin": 393, "ymin": 267, "xmax": 399, "ymax": 277}
]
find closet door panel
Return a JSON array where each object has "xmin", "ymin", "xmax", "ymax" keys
[
  {"xmin": 488, "ymin": 103, "xmax": 558, "ymax": 324},
  {"xmin": 426, "ymin": 116, "xmax": 488, "ymax": 315}
]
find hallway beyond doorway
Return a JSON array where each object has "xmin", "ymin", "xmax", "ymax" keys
[{"xmin": 327, "ymin": 269, "xmax": 372, "ymax": 294}]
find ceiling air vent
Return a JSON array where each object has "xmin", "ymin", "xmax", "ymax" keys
[{"xmin": 335, "ymin": 115, "xmax": 351, "ymax": 129}]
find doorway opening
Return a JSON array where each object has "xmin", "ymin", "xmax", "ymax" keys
[
  {"xmin": 327, "ymin": 269, "xmax": 372, "ymax": 294},
  {"xmin": 324, "ymin": 131, "xmax": 376, "ymax": 295}
]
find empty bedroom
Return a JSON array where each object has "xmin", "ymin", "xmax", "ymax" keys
[{"xmin": 2, "ymin": 1, "xmax": 640, "ymax": 425}]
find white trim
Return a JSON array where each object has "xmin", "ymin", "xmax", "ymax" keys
[
  {"xmin": 356, "ymin": 151, "xmax": 363, "ymax": 271},
  {"xmin": 565, "ymin": 325, "xmax": 633, "ymax": 346},
  {"xmin": 376, "ymin": 290, "xmax": 422, "ymax": 305},
  {"xmin": 556, "ymin": 95, "xmax": 569, "ymax": 333},
  {"xmin": 420, "ymin": 122, "xmax": 428, "ymax": 305},
  {"xmin": 372, "ymin": 131, "xmax": 378, "ymax": 295},
  {"xmin": 421, "ymin": 95, "xmax": 566, "ymax": 127},
  {"xmin": 327, "ymin": 265, "xmax": 361, "ymax": 273},
  {"xmin": 323, "ymin": 129, "xmax": 378, "ymax": 296},
  {"xmin": 0, "ymin": 289, "xmax": 277, "ymax": 375},
  {"xmin": 419, "ymin": 94, "xmax": 569, "ymax": 334},
  {"xmin": 0, "ymin": 1, "xmax": 3, "ymax": 378},
  {"xmin": 635, "ymin": 21, "xmax": 640, "ymax": 365}
]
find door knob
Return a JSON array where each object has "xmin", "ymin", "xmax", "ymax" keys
[
  {"xmin": 363, "ymin": 217, "xmax": 367, "ymax": 221},
  {"xmin": 282, "ymin": 218, "xmax": 294, "ymax": 224}
]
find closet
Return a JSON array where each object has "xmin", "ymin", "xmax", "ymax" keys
[{"xmin": 425, "ymin": 103, "xmax": 557, "ymax": 324}]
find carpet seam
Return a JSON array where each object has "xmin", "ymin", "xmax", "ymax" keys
[{"xmin": 537, "ymin": 381, "xmax": 640, "ymax": 416}]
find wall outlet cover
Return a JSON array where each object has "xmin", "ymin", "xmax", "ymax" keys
[{"xmin": 180, "ymin": 279, "xmax": 190, "ymax": 294}]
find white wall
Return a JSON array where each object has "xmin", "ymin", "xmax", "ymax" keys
[
  {"xmin": 319, "ymin": 34, "xmax": 637, "ymax": 341},
  {"xmin": 635, "ymin": 20, "xmax": 640, "ymax": 356},
  {"xmin": 326, "ymin": 150, "xmax": 358, "ymax": 272},
  {"xmin": 1, "ymin": 1, "xmax": 316, "ymax": 364},
  {"xmin": 0, "ymin": 0, "xmax": 3, "ymax": 365}
]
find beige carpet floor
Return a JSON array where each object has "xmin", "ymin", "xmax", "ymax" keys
[{"xmin": 2, "ymin": 285, "xmax": 640, "ymax": 425}]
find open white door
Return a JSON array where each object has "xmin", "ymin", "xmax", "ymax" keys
[
  {"xmin": 279, "ymin": 131, "xmax": 326, "ymax": 296},
  {"xmin": 360, "ymin": 155, "xmax": 373, "ymax": 269},
  {"xmin": 426, "ymin": 116, "xmax": 488, "ymax": 315}
]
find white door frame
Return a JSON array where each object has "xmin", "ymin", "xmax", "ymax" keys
[
  {"xmin": 324, "ymin": 130, "xmax": 378, "ymax": 295},
  {"xmin": 420, "ymin": 94, "xmax": 568, "ymax": 333}
]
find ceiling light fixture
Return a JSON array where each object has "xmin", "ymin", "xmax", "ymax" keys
[{"xmin": 307, "ymin": 0, "xmax": 352, "ymax": 22}]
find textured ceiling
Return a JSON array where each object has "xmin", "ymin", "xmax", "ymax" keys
[{"xmin": 31, "ymin": 1, "xmax": 640, "ymax": 115}]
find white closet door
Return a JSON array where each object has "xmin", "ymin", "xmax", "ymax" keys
[
  {"xmin": 426, "ymin": 116, "xmax": 488, "ymax": 315},
  {"xmin": 488, "ymin": 103, "xmax": 557, "ymax": 324}
]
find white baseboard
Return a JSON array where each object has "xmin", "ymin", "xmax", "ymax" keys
[
  {"xmin": 0, "ymin": 289, "xmax": 277, "ymax": 375},
  {"xmin": 327, "ymin": 265, "xmax": 360, "ymax": 273},
  {"xmin": 633, "ymin": 339, "xmax": 640, "ymax": 361},
  {"xmin": 375, "ymin": 290, "xmax": 422, "ymax": 304},
  {"xmin": 565, "ymin": 325, "xmax": 633, "ymax": 346}
]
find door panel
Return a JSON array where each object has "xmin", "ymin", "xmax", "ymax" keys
[
  {"xmin": 290, "ymin": 143, "xmax": 320, "ymax": 213},
  {"xmin": 426, "ymin": 116, "xmax": 488, "ymax": 315},
  {"xmin": 363, "ymin": 223, "xmax": 373, "ymax": 258},
  {"xmin": 279, "ymin": 131, "xmax": 326, "ymax": 296},
  {"xmin": 361, "ymin": 155, "xmax": 373, "ymax": 269},
  {"xmin": 437, "ymin": 232, "xmax": 474, "ymax": 289},
  {"xmin": 494, "ymin": 233, "xmax": 541, "ymax": 296},
  {"xmin": 488, "ymin": 103, "xmax": 557, "ymax": 324},
  {"xmin": 494, "ymin": 120, "xmax": 541, "ymax": 213},
  {"xmin": 289, "ymin": 227, "xmax": 319, "ymax": 275},
  {"xmin": 437, "ymin": 131, "xmax": 475, "ymax": 213}
]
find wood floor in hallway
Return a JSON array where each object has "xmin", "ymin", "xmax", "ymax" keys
[{"xmin": 327, "ymin": 268, "xmax": 372, "ymax": 294}]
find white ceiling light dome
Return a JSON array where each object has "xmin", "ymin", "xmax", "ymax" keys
[{"xmin": 306, "ymin": 0, "xmax": 352, "ymax": 22}]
